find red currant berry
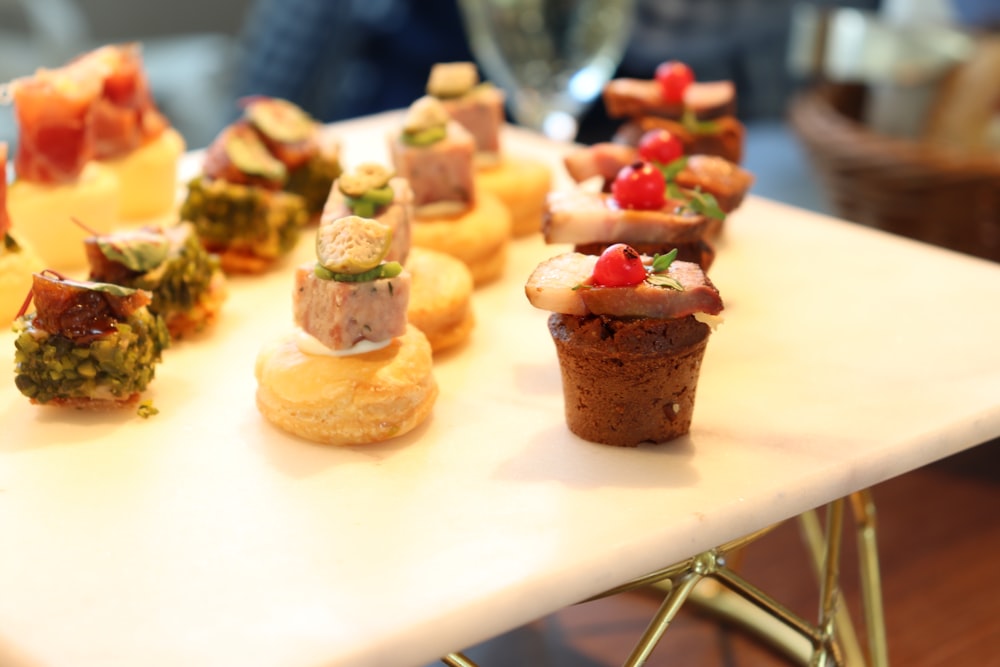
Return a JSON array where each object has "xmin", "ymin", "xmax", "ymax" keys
[
  {"xmin": 592, "ymin": 243, "xmax": 647, "ymax": 287},
  {"xmin": 655, "ymin": 60, "xmax": 694, "ymax": 104},
  {"xmin": 611, "ymin": 161, "xmax": 665, "ymax": 211},
  {"xmin": 637, "ymin": 129, "xmax": 684, "ymax": 165}
]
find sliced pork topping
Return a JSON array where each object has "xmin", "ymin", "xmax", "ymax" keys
[
  {"xmin": 293, "ymin": 265, "xmax": 410, "ymax": 350},
  {"xmin": 525, "ymin": 251, "xmax": 722, "ymax": 319},
  {"xmin": 390, "ymin": 121, "xmax": 475, "ymax": 211},
  {"xmin": 563, "ymin": 142, "xmax": 635, "ymax": 185},
  {"xmin": 544, "ymin": 189, "xmax": 710, "ymax": 246}
]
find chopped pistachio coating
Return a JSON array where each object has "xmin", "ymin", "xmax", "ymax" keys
[
  {"xmin": 181, "ymin": 176, "xmax": 306, "ymax": 260},
  {"xmin": 316, "ymin": 214, "xmax": 392, "ymax": 273},
  {"xmin": 13, "ymin": 309, "xmax": 169, "ymax": 404},
  {"xmin": 285, "ymin": 151, "xmax": 342, "ymax": 217},
  {"xmin": 127, "ymin": 223, "xmax": 221, "ymax": 322}
]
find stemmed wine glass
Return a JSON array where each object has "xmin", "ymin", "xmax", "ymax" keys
[{"xmin": 457, "ymin": 0, "xmax": 635, "ymax": 142}]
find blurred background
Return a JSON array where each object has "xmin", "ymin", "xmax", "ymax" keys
[{"xmin": 2, "ymin": 0, "xmax": 998, "ymax": 251}]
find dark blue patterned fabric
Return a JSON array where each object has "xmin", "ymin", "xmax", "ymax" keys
[{"xmin": 233, "ymin": 0, "xmax": 472, "ymax": 122}]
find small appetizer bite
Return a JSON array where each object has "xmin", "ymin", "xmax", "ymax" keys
[
  {"xmin": 322, "ymin": 162, "xmax": 412, "ymax": 264},
  {"xmin": 255, "ymin": 214, "xmax": 437, "ymax": 446},
  {"xmin": 563, "ymin": 128, "xmax": 755, "ymax": 220},
  {"xmin": 13, "ymin": 271, "xmax": 170, "ymax": 409},
  {"xmin": 82, "ymin": 221, "xmax": 227, "ymax": 339},
  {"xmin": 323, "ymin": 162, "xmax": 475, "ymax": 351},
  {"xmin": 427, "ymin": 61, "xmax": 552, "ymax": 237},
  {"xmin": 603, "ymin": 60, "xmax": 745, "ymax": 164},
  {"xmin": 0, "ymin": 143, "xmax": 45, "ymax": 325},
  {"xmin": 180, "ymin": 123, "xmax": 308, "ymax": 274},
  {"xmin": 2, "ymin": 61, "xmax": 120, "ymax": 270},
  {"xmin": 241, "ymin": 96, "xmax": 341, "ymax": 218},
  {"xmin": 389, "ymin": 95, "xmax": 511, "ymax": 286},
  {"xmin": 545, "ymin": 158, "xmax": 722, "ymax": 270},
  {"xmin": 525, "ymin": 245, "xmax": 723, "ymax": 446}
]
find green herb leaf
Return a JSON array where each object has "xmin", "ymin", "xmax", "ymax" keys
[
  {"xmin": 650, "ymin": 248, "xmax": 678, "ymax": 273},
  {"xmin": 681, "ymin": 109, "xmax": 720, "ymax": 135},
  {"xmin": 58, "ymin": 277, "xmax": 140, "ymax": 297},
  {"xmin": 3, "ymin": 233, "xmax": 20, "ymax": 252},
  {"xmin": 687, "ymin": 189, "xmax": 726, "ymax": 221},
  {"xmin": 96, "ymin": 230, "xmax": 170, "ymax": 273},
  {"xmin": 655, "ymin": 156, "xmax": 688, "ymax": 183}
]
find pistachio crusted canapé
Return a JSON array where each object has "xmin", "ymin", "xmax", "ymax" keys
[
  {"xmin": 83, "ymin": 221, "xmax": 227, "ymax": 340},
  {"xmin": 13, "ymin": 272, "xmax": 169, "ymax": 408}
]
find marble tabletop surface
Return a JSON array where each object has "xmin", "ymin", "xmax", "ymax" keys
[{"xmin": 1, "ymin": 113, "xmax": 998, "ymax": 667}]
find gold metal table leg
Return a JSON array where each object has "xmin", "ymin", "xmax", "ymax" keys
[{"xmin": 439, "ymin": 490, "xmax": 889, "ymax": 666}]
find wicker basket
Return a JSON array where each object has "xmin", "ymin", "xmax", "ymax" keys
[{"xmin": 788, "ymin": 84, "xmax": 1000, "ymax": 262}]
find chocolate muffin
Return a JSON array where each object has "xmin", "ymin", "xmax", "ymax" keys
[{"xmin": 548, "ymin": 313, "xmax": 710, "ymax": 446}]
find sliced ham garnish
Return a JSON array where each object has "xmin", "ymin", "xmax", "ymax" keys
[
  {"xmin": 8, "ymin": 66, "xmax": 101, "ymax": 183},
  {"xmin": 86, "ymin": 43, "xmax": 168, "ymax": 159},
  {"xmin": 544, "ymin": 189, "xmax": 710, "ymax": 246},
  {"xmin": 6, "ymin": 43, "xmax": 168, "ymax": 182},
  {"xmin": 525, "ymin": 252, "xmax": 723, "ymax": 319}
]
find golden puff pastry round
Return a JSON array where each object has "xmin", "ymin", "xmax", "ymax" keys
[
  {"xmin": 475, "ymin": 155, "xmax": 551, "ymax": 237},
  {"xmin": 255, "ymin": 324, "xmax": 438, "ymax": 446},
  {"xmin": 405, "ymin": 247, "xmax": 475, "ymax": 353},
  {"xmin": 411, "ymin": 190, "xmax": 511, "ymax": 287}
]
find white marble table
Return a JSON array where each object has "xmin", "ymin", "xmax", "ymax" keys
[{"xmin": 1, "ymin": 114, "xmax": 998, "ymax": 667}]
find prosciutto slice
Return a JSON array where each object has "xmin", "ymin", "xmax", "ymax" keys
[
  {"xmin": 86, "ymin": 43, "xmax": 168, "ymax": 160},
  {"xmin": 7, "ymin": 65, "xmax": 101, "ymax": 183}
]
